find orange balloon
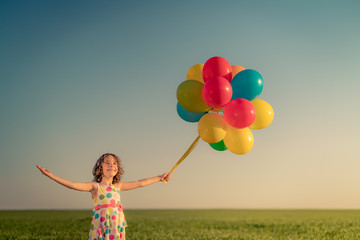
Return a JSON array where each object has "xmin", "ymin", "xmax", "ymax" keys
[
  {"xmin": 231, "ymin": 65, "xmax": 245, "ymax": 80},
  {"xmin": 198, "ymin": 113, "xmax": 227, "ymax": 143}
]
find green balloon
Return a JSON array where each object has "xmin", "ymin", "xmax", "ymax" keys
[
  {"xmin": 177, "ymin": 80, "xmax": 210, "ymax": 113},
  {"xmin": 209, "ymin": 140, "xmax": 227, "ymax": 151}
]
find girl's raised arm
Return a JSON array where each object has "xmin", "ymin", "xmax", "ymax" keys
[
  {"xmin": 119, "ymin": 173, "xmax": 171, "ymax": 191},
  {"xmin": 36, "ymin": 165, "xmax": 95, "ymax": 192}
]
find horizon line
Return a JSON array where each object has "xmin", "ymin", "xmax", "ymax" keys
[{"xmin": 2, "ymin": 208, "xmax": 360, "ymax": 211}]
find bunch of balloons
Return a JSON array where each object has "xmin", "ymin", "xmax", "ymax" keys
[{"xmin": 176, "ymin": 56, "xmax": 274, "ymax": 155}]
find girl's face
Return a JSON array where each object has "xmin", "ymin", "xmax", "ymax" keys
[{"xmin": 101, "ymin": 156, "xmax": 118, "ymax": 178}]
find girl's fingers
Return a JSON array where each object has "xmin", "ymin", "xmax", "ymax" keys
[
  {"xmin": 166, "ymin": 174, "xmax": 172, "ymax": 181},
  {"xmin": 162, "ymin": 173, "xmax": 171, "ymax": 182},
  {"xmin": 36, "ymin": 165, "xmax": 50, "ymax": 175},
  {"xmin": 37, "ymin": 165, "xmax": 45, "ymax": 171}
]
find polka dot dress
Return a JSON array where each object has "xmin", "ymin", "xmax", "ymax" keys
[{"xmin": 89, "ymin": 183, "xmax": 127, "ymax": 240}]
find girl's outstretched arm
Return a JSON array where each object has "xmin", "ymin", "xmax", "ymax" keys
[
  {"xmin": 119, "ymin": 173, "xmax": 171, "ymax": 191},
  {"xmin": 36, "ymin": 165, "xmax": 95, "ymax": 192}
]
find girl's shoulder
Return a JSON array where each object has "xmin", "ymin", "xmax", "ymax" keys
[
  {"xmin": 89, "ymin": 182, "xmax": 99, "ymax": 191},
  {"xmin": 114, "ymin": 182, "xmax": 122, "ymax": 190},
  {"xmin": 90, "ymin": 182, "xmax": 99, "ymax": 199}
]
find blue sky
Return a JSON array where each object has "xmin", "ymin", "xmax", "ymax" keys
[{"xmin": 1, "ymin": 0, "xmax": 360, "ymax": 210}]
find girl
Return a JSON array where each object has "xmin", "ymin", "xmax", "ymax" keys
[{"xmin": 37, "ymin": 153, "xmax": 171, "ymax": 240}]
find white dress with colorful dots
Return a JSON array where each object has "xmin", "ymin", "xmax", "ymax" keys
[{"xmin": 89, "ymin": 183, "xmax": 127, "ymax": 240}]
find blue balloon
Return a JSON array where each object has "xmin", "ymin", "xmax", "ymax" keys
[
  {"xmin": 177, "ymin": 102, "xmax": 206, "ymax": 122},
  {"xmin": 231, "ymin": 69, "xmax": 263, "ymax": 101}
]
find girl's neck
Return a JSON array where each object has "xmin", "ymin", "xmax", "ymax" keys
[{"xmin": 100, "ymin": 176, "xmax": 113, "ymax": 186}]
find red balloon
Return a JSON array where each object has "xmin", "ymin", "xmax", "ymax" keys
[
  {"xmin": 202, "ymin": 56, "xmax": 232, "ymax": 83},
  {"xmin": 223, "ymin": 98, "xmax": 256, "ymax": 128},
  {"xmin": 202, "ymin": 77, "xmax": 233, "ymax": 109}
]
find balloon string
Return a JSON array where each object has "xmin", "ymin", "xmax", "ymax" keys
[
  {"xmin": 211, "ymin": 108, "xmax": 223, "ymax": 114},
  {"xmin": 162, "ymin": 135, "xmax": 200, "ymax": 184}
]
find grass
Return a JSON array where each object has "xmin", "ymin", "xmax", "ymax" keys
[{"xmin": 1, "ymin": 210, "xmax": 360, "ymax": 239}]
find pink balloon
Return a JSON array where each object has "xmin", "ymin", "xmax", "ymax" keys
[
  {"xmin": 202, "ymin": 77, "xmax": 233, "ymax": 109},
  {"xmin": 223, "ymin": 98, "xmax": 256, "ymax": 128},
  {"xmin": 202, "ymin": 56, "xmax": 232, "ymax": 83}
]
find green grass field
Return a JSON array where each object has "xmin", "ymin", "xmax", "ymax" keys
[{"xmin": 1, "ymin": 210, "xmax": 360, "ymax": 239}]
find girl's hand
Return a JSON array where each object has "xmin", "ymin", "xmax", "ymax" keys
[
  {"xmin": 160, "ymin": 173, "xmax": 172, "ymax": 182},
  {"xmin": 36, "ymin": 165, "xmax": 54, "ymax": 179},
  {"xmin": 36, "ymin": 164, "xmax": 94, "ymax": 191}
]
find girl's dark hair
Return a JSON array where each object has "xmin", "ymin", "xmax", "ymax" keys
[{"xmin": 92, "ymin": 153, "xmax": 124, "ymax": 183}]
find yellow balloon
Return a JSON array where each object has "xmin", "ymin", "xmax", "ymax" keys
[
  {"xmin": 223, "ymin": 125, "xmax": 254, "ymax": 155},
  {"xmin": 177, "ymin": 80, "xmax": 211, "ymax": 113},
  {"xmin": 186, "ymin": 64, "xmax": 204, "ymax": 84},
  {"xmin": 250, "ymin": 99, "xmax": 274, "ymax": 130},
  {"xmin": 198, "ymin": 113, "xmax": 227, "ymax": 143}
]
